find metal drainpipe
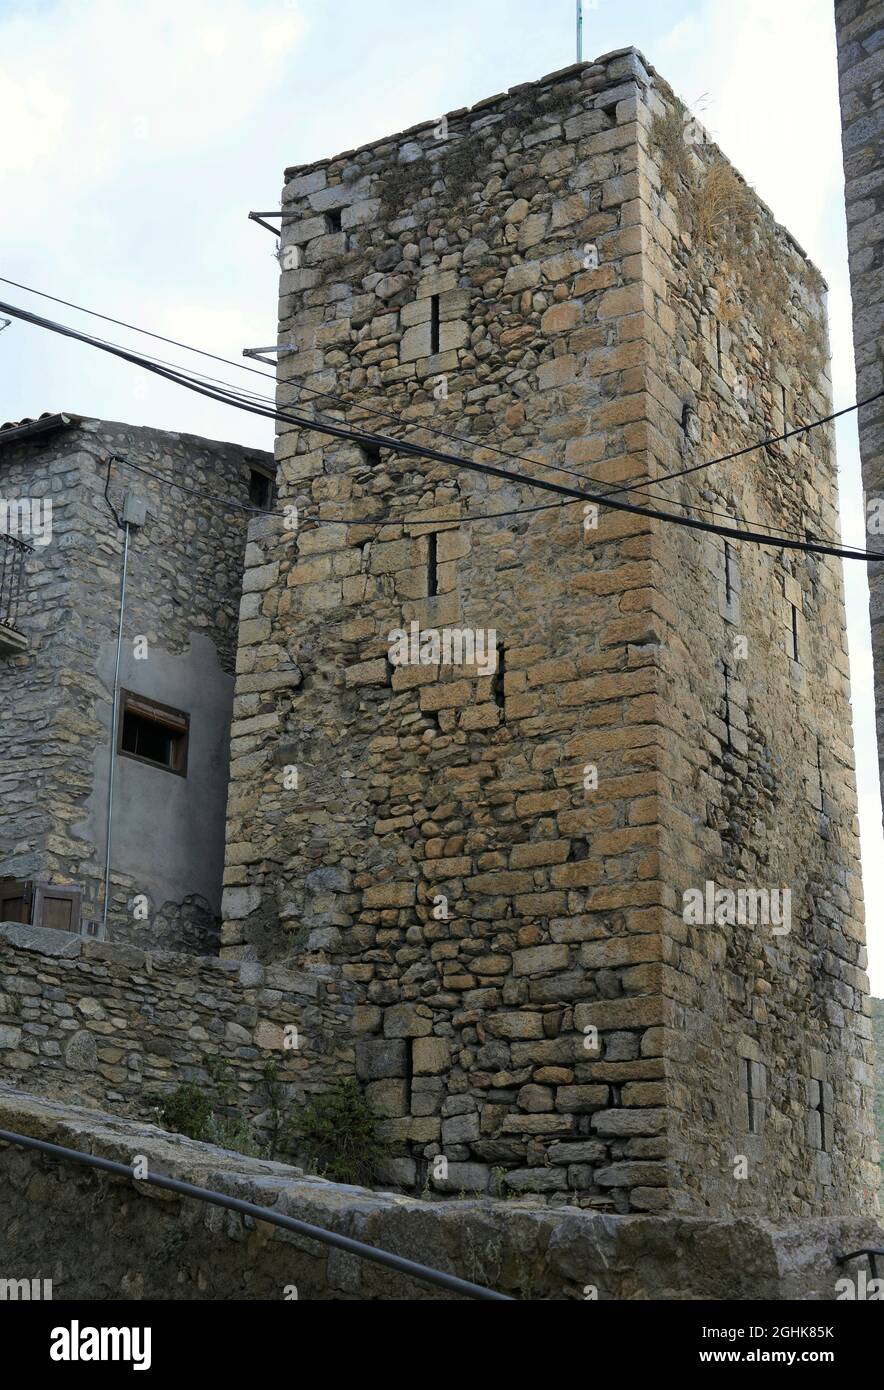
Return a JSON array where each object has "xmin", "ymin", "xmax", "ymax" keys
[{"xmin": 101, "ymin": 520, "xmax": 131, "ymax": 938}]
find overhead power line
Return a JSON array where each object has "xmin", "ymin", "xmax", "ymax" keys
[
  {"xmin": 119, "ymin": 452, "xmax": 855, "ymax": 540},
  {"xmin": 598, "ymin": 389, "xmax": 884, "ymax": 499},
  {"xmin": 115, "ymin": 453, "xmax": 846, "ymax": 539},
  {"xmin": 1, "ymin": 296, "xmax": 880, "ymax": 563},
  {"xmin": 0, "ymin": 274, "xmax": 871, "ymax": 538},
  {"xmin": 78, "ymin": 327, "xmax": 830, "ymax": 540}
]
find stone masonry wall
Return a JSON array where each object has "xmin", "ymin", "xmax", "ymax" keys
[
  {"xmin": 221, "ymin": 49, "xmax": 875, "ymax": 1216},
  {"xmin": 226, "ymin": 50, "xmax": 667, "ymax": 1209},
  {"xmin": 836, "ymin": 0, "xmax": 884, "ymax": 815},
  {"xmin": 0, "ymin": 922, "xmax": 353, "ymax": 1161},
  {"xmin": 0, "ymin": 417, "xmax": 272, "ymax": 948},
  {"xmin": 635, "ymin": 74, "xmax": 877, "ymax": 1217},
  {"xmin": 2, "ymin": 1088, "xmax": 881, "ymax": 1300}
]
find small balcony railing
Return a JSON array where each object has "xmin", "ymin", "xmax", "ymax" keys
[{"xmin": 0, "ymin": 531, "xmax": 31, "ymax": 649}]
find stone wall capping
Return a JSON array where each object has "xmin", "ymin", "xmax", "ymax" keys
[
  {"xmin": 0, "ymin": 922, "xmax": 81, "ymax": 957},
  {"xmin": 592, "ymin": 46, "xmax": 651, "ymax": 68},
  {"xmin": 80, "ymin": 939, "xmax": 148, "ymax": 969},
  {"xmin": 73, "ymin": 415, "xmax": 274, "ymax": 467},
  {"xmin": 2, "ymin": 1088, "xmax": 881, "ymax": 1300},
  {"xmin": 467, "ymin": 91, "xmax": 509, "ymax": 112},
  {"xmin": 531, "ymin": 61, "xmax": 594, "ymax": 86},
  {"xmin": 282, "ymin": 48, "xmax": 656, "ymax": 182}
]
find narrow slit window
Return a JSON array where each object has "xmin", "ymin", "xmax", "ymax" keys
[
  {"xmin": 818, "ymin": 1089, "xmax": 830, "ymax": 1152},
  {"xmin": 119, "ymin": 691, "xmax": 189, "ymax": 776},
  {"xmin": 724, "ymin": 541, "xmax": 734, "ymax": 605},
  {"xmin": 741, "ymin": 1058, "xmax": 764, "ymax": 1135},
  {"xmin": 723, "ymin": 664, "xmax": 732, "ymax": 749},
  {"xmin": 492, "ymin": 643, "xmax": 506, "ymax": 715},
  {"xmin": 789, "ymin": 603, "xmax": 799, "ymax": 662},
  {"xmin": 427, "ymin": 531, "xmax": 438, "ymax": 597},
  {"xmin": 430, "ymin": 294, "xmax": 441, "ymax": 355},
  {"xmin": 326, "ymin": 208, "xmax": 343, "ymax": 233},
  {"xmin": 360, "ymin": 444, "xmax": 382, "ymax": 468},
  {"xmin": 743, "ymin": 1060, "xmax": 754, "ymax": 1132},
  {"xmin": 810, "ymin": 1079, "xmax": 832, "ymax": 1153},
  {"xmin": 715, "ymin": 320, "xmax": 723, "ymax": 375}
]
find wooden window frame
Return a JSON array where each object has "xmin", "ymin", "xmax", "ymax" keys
[
  {"xmin": 0, "ymin": 877, "xmax": 34, "ymax": 923},
  {"xmin": 118, "ymin": 689, "xmax": 190, "ymax": 777},
  {"xmin": 33, "ymin": 883, "xmax": 82, "ymax": 934},
  {"xmin": 0, "ymin": 878, "xmax": 82, "ymax": 934}
]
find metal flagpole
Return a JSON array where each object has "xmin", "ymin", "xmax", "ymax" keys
[{"xmin": 576, "ymin": 0, "xmax": 583, "ymax": 62}]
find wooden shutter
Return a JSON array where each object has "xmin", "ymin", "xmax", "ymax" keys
[
  {"xmin": 33, "ymin": 884, "xmax": 82, "ymax": 934},
  {"xmin": 0, "ymin": 878, "xmax": 34, "ymax": 923}
]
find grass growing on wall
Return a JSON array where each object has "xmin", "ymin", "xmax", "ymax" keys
[
  {"xmin": 150, "ymin": 1059, "xmax": 266, "ymax": 1159},
  {"xmin": 151, "ymin": 1064, "xmax": 389, "ymax": 1187},
  {"xmin": 650, "ymin": 102, "xmax": 827, "ymax": 381},
  {"xmin": 290, "ymin": 1077, "xmax": 389, "ymax": 1186}
]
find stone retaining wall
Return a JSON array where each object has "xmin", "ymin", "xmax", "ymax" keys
[
  {"xmin": 0, "ymin": 1088, "xmax": 880, "ymax": 1301},
  {"xmin": 0, "ymin": 924, "xmax": 354, "ymax": 1158}
]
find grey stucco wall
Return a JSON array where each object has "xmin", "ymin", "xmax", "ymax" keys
[{"xmin": 82, "ymin": 632, "xmax": 234, "ymax": 937}]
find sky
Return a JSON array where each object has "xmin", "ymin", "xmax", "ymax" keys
[{"xmin": 1, "ymin": 0, "xmax": 881, "ymax": 990}]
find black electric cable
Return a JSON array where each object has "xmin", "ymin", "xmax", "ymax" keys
[
  {"xmin": 0, "ymin": 273, "xmax": 865, "ymax": 536},
  {"xmin": 0, "ymin": 270, "xmax": 751, "ymax": 522},
  {"xmin": 112, "ymin": 454, "xmax": 874, "ymax": 556},
  {"xmin": 598, "ymin": 390, "xmax": 884, "ymax": 498},
  {"xmin": 2, "ymin": 297, "xmax": 881, "ymax": 562},
  {"xmin": 1, "ymin": 295, "xmax": 874, "ymax": 559},
  {"xmin": 114, "ymin": 434, "xmax": 824, "ymax": 541}
]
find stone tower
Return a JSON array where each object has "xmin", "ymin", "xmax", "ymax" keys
[
  {"xmin": 835, "ymin": 0, "xmax": 884, "ymax": 818},
  {"xmin": 222, "ymin": 48, "xmax": 878, "ymax": 1216}
]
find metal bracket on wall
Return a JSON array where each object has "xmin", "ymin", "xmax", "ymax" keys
[
  {"xmin": 242, "ymin": 344, "xmax": 298, "ymax": 366},
  {"xmin": 248, "ymin": 210, "xmax": 291, "ymax": 238}
]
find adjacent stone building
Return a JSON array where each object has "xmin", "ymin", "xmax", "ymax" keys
[
  {"xmin": 220, "ymin": 48, "xmax": 878, "ymax": 1217},
  {"xmin": 835, "ymin": 0, "xmax": 884, "ymax": 814},
  {"xmin": 0, "ymin": 412, "xmax": 273, "ymax": 951}
]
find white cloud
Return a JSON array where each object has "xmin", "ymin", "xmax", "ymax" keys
[
  {"xmin": 0, "ymin": 0, "xmax": 307, "ymax": 199},
  {"xmin": 0, "ymin": 70, "xmax": 70, "ymax": 173},
  {"xmin": 0, "ymin": 0, "xmax": 308, "ymax": 446}
]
